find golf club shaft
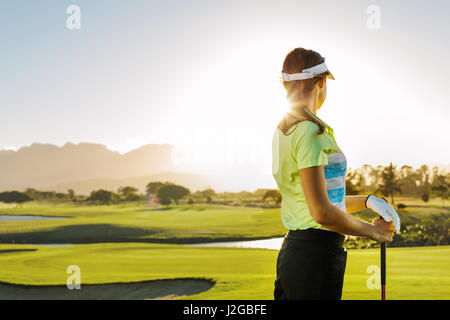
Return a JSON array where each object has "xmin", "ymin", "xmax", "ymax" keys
[
  {"xmin": 381, "ymin": 242, "xmax": 386, "ymax": 300},
  {"xmin": 380, "ymin": 216, "xmax": 386, "ymax": 300}
]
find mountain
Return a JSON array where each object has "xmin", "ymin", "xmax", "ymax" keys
[
  {"xmin": 0, "ymin": 142, "xmax": 267, "ymax": 194},
  {"xmin": 0, "ymin": 142, "xmax": 175, "ymax": 192}
]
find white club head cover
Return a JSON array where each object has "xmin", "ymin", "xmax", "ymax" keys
[{"xmin": 366, "ymin": 195, "xmax": 401, "ymax": 233}]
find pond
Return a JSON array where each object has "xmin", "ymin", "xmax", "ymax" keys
[
  {"xmin": 6, "ymin": 239, "xmax": 286, "ymax": 249},
  {"xmin": 188, "ymin": 237, "xmax": 285, "ymax": 250},
  {"xmin": 0, "ymin": 215, "xmax": 69, "ymax": 222}
]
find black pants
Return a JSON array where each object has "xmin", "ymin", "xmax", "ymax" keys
[{"xmin": 274, "ymin": 228, "xmax": 347, "ymax": 300}]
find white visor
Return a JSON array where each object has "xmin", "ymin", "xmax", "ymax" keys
[{"xmin": 281, "ymin": 58, "xmax": 334, "ymax": 81}]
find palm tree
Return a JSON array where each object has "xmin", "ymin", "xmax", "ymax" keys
[{"xmin": 377, "ymin": 162, "xmax": 402, "ymax": 204}]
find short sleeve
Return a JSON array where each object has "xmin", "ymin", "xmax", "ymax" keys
[{"xmin": 291, "ymin": 121, "xmax": 331, "ymax": 170}]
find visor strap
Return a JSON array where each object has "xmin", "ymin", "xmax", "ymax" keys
[{"xmin": 282, "ymin": 59, "xmax": 329, "ymax": 82}]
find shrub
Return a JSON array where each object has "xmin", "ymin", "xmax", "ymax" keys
[
  {"xmin": 159, "ymin": 197, "xmax": 171, "ymax": 207},
  {"xmin": 344, "ymin": 213, "xmax": 449, "ymax": 248}
]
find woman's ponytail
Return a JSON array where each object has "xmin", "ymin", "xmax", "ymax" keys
[{"xmin": 277, "ymin": 105, "xmax": 326, "ymax": 136}]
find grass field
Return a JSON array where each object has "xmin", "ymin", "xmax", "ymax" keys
[
  {"xmin": 0, "ymin": 201, "xmax": 448, "ymax": 299},
  {"xmin": 0, "ymin": 200, "xmax": 447, "ymax": 244},
  {"xmin": 0, "ymin": 203, "xmax": 287, "ymax": 243},
  {"xmin": 0, "ymin": 243, "xmax": 448, "ymax": 299}
]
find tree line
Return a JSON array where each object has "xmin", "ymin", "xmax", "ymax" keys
[
  {"xmin": 0, "ymin": 182, "xmax": 209, "ymax": 207},
  {"xmin": 345, "ymin": 163, "xmax": 448, "ymax": 206}
]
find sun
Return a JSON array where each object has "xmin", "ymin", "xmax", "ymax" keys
[{"xmin": 169, "ymin": 41, "xmax": 289, "ymax": 176}]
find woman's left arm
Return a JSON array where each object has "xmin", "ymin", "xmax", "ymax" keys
[{"xmin": 345, "ymin": 195, "xmax": 370, "ymax": 214}]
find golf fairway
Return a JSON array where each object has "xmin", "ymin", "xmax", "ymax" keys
[{"xmin": 0, "ymin": 243, "xmax": 448, "ymax": 300}]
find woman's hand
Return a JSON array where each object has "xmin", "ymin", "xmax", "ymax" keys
[
  {"xmin": 371, "ymin": 218, "xmax": 395, "ymax": 243},
  {"xmin": 366, "ymin": 195, "xmax": 401, "ymax": 233}
]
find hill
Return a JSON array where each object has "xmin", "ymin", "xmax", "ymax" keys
[{"xmin": 0, "ymin": 142, "xmax": 174, "ymax": 191}]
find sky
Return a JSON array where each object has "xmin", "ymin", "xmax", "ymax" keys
[{"xmin": 1, "ymin": 0, "xmax": 449, "ymax": 191}]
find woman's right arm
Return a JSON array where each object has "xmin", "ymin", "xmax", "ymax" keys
[{"xmin": 299, "ymin": 165, "xmax": 394, "ymax": 243}]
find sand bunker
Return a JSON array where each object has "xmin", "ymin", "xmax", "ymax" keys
[{"xmin": 0, "ymin": 278, "xmax": 215, "ymax": 300}]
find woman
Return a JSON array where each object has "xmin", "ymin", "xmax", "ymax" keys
[{"xmin": 272, "ymin": 47, "xmax": 401, "ymax": 300}]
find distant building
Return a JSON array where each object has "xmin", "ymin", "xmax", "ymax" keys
[{"xmin": 146, "ymin": 193, "xmax": 159, "ymax": 207}]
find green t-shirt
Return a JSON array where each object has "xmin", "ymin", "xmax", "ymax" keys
[{"xmin": 272, "ymin": 110, "xmax": 347, "ymax": 231}]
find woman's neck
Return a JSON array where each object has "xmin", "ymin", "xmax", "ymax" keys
[
  {"xmin": 288, "ymin": 102, "xmax": 316, "ymax": 120},
  {"xmin": 289, "ymin": 89, "xmax": 319, "ymax": 116}
]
